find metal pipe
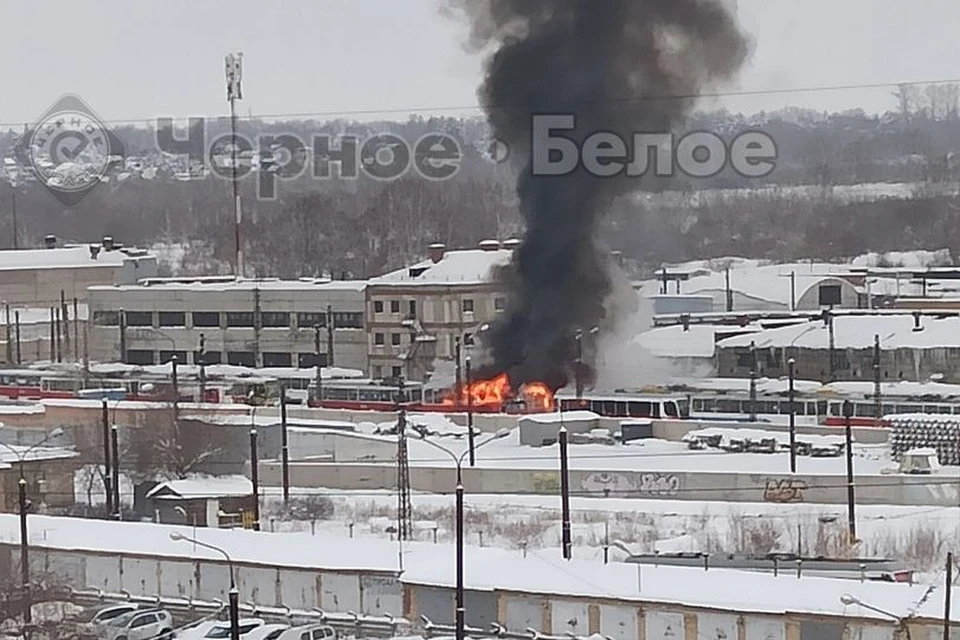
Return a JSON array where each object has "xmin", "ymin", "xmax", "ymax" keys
[{"xmin": 559, "ymin": 426, "xmax": 572, "ymax": 560}]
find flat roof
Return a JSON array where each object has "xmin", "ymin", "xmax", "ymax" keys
[
  {"xmin": 0, "ymin": 245, "xmax": 153, "ymax": 271},
  {"xmin": 89, "ymin": 277, "xmax": 366, "ymax": 293}
]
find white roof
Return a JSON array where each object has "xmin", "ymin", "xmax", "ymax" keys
[
  {"xmin": 369, "ymin": 248, "xmax": 512, "ymax": 286},
  {"xmin": 90, "ymin": 277, "xmax": 366, "ymax": 293},
  {"xmin": 0, "ymin": 245, "xmax": 151, "ymax": 272},
  {"xmin": 145, "ymin": 475, "xmax": 252, "ymax": 499},
  {"xmin": 679, "ymin": 262, "xmax": 856, "ymax": 307},
  {"xmin": 0, "ymin": 444, "xmax": 77, "ymax": 470},
  {"xmin": 634, "ymin": 325, "xmax": 733, "ymax": 358},
  {"xmin": 718, "ymin": 315, "xmax": 960, "ymax": 350},
  {"xmin": 0, "ymin": 514, "xmax": 952, "ymax": 623},
  {"xmin": 0, "ymin": 304, "xmax": 89, "ymax": 326}
]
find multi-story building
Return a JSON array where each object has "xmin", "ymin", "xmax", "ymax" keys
[
  {"xmin": 365, "ymin": 240, "xmax": 515, "ymax": 381},
  {"xmin": 86, "ymin": 277, "xmax": 368, "ymax": 372}
]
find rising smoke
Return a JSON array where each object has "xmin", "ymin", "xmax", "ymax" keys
[{"xmin": 449, "ymin": 0, "xmax": 749, "ymax": 390}]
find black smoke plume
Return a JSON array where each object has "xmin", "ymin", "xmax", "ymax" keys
[{"xmin": 450, "ymin": 0, "xmax": 749, "ymax": 390}]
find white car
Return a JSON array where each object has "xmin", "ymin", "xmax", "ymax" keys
[
  {"xmin": 103, "ymin": 608, "xmax": 174, "ymax": 640},
  {"xmin": 245, "ymin": 624, "xmax": 291, "ymax": 640},
  {"xmin": 274, "ymin": 624, "xmax": 337, "ymax": 640},
  {"xmin": 79, "ymin": 603, "xmax": 151, "ymax": 633},
  {"xmin": 202, "ymin": 618, "xmax": 265, "ymax": 638}
]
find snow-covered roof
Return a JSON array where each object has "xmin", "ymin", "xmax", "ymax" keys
[
  {"xmin": 369, "ymin": 249, "xmax": 512, "ymax": 287},
  {"xmin": 852, "ymin": 249, "xmax": 953, "ymax": 269},
  {"xmin": 679, "ymin": 262, "xmax": 856, "ymax": 308},
  {"xmin": 145, "ymin": 475, "xmax": 253, "ymax": 500},
  {"xmin": 634, "ymin": 325, "xmax": 752, "ymax": 359},
  {"xmin": 0, "ymin": 245, "xmax": 152, "ymax": 272},
  {"xmin": 0, "ymin": 515, "xmax": 952, "ymax": 623},
  {"xmin": 90, "ymin": 277, "xmax": 366, "ymax": 293},
  {"xmin": 0, "ymin": 305, "xmax": 89, "ymax": 326},
  {"xmin": 718, "ymin": 314, "xmax": 960, "ymax": 350},
  {"xmin": 0, "ymin": 444, "xmax": 78, "ymax": 469}
]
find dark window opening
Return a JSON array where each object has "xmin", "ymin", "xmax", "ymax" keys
[
  {"xmin": 158, "ymin": 312, "xmax": 186, "ymax": 327},
  {"xmin": 192, "ymin": 312, "xmax": 220, "ymax": 328}
]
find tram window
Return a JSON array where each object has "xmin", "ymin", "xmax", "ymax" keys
[
  {"xmin": 663, "ymin": 401, "xmax": 679, "ymax": 418},
  {"xmin": 716, "ymin": 399, "xmax": 740, "ymax": 413},
  {"xmin": 899, "ymin": 404, "xmax": 921, "ymax": 413},
  {"xmin": 817, "ymin": 401, "xmax": 827, "ymax": 415},
  {"xmin": 677, "ymin": 399, "xmax": 690, "ymax": 418},
  {"xmin": 628, "ymin": 401, "xmax": 652, "ymax": 418},
  {"xmin": 953, "ymin": 405, "xmax": 960, "ymax": 415},
  {"xmin": 856, "ymin": 404, "xmax": 877, "ymax": 417},
  {"xmin": 829, "ymin": 402, "xmax": 842, "ymax": 416}
]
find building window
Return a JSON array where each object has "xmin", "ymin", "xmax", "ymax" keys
[
  {"xmin": 374, "ymin": 300, "xmax": 384, "ymax": 313},
  {"xmin": 390, "ymin": 300, "xmax": 400, "ymax": 314},
  {"xmin": 819, "ymin": 284, "xmax": 842, "ymax": 307},
  {"xmin": 158, "ymin": 312, "xmax": 186, "ymax": 327},
  {"xmin": 494, "ymin": 297, "xmax": 506, "ymax": 312},
  {"xmin": 297, "ymin": 312, "xmax": 326, "ymax": 328},
  {"xmin": 391, "ymin": 366, "xmax": 402, "ymax": 378},
  {"xmin": 408, "ymin": 300, "xmax": 416, "ymax": 317},
  {"xmin": 227, "ymin": 351, "xmax": 256, "ymax": 367},
  {"xmin": 391, "ymin": 333, "xmax": 401, "ymax": 346},
  {"xmin": 194, "ymin": 350, "xmax": 221, "ymax": 365},
  {"xmin": 192, "ymin": 312, "xmax": 220, "ymax": 328},
  {"xmin": 261, "ymin": 312, "xmax": 291, "ymax": 328},
  {"xmin": 263, "ymin": 352, "xmax": 292, "ymax": 367},
  {"xmin": 226, "ymin": 312, "xmax": 255, "ymax": 328},
  {"xmin": 462, "ymin": 299, "xmax": 474, "ymax": 313},
  {"xmin": 332, "ymin": 312, "xmax": 363, "ymax": 329},
  {"xmin": 124, "ymin": 311, "xmax": 153, "ymax": 327},
  {"xmin": 374, "ymin": 332, "xmax": 385, "ymax": 346},
  {"xmin": 159, "ymin": 350, "xmax": 188, "ymax": 364},
  {"xmin": 298, "ymin": 352, "xmax": 328, "ymax": 368},
  {"xmin": 372, "ymin": 365, "xmax": 383, "ymax": 379},
  {"xmin": 125, "ymin": 349, "xmax": 154, "ymax": 365},
  {"xmin": 92, "ymin": 310, "xmax": 119, "ymax": 326},
  {"xmin": 464, "ymin": 332, "xmax": 474, "ymax": 346}
]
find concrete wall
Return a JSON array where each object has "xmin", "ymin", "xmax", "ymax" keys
[{"xmin": 259, "ymin": 460, "xmax": 960, "ymax": 507}]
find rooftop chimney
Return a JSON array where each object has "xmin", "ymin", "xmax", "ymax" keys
[
  {"xmin": 89, "ymin": 245, "xmax": 101, "ymax": 260},
  {"xmin": 503, "ymin": 238, "xmax": 521, "ymax": 250},
  {"xmin": 427, "ymin": 243, "xmax": 446, "ymax": 263},
  {"xmin": 681, "ymin": 313, "xmax": 690, "ymax": 332},
  {"xmin": 912, "ymin": 311, "xmax": 923, "ymax": 332},
  {"xmin": 102, "ymin": 235, "xmax": 114, "ymax": 251},
  {"xmin": 479, "ymin": 239, "xmax": 501, "ymax": 252},
  {"xmin": 44, "ymin": 235, "xmax": 57, "ymax": 249}
]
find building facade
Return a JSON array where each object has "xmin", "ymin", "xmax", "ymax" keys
[
  {"xmin": 86, "ymin": 277, "xmax": 368, "ymax": 372},
  {"xmin": 365, "ymin": 241, "xmax": 514, "ymax": 381}
]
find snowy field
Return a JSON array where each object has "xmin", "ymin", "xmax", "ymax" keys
[{"xmin": 260, "ymin": 488, "xmax": 960, "ymax": 571}]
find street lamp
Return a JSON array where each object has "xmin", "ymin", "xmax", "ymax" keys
[
  {"xmin": 611, "ymin": 540, "xmax": 642, "ymax": 592},
  {"xmin": 839, "ymin": 594, "xmax": 911, "ymax": 639},
  {"xmin": 0, "ymin": 427, "xmax": 65, "ymax": 624},
  {"xmin": 417, "ymin": 429, "xmax": 510, "ymax": 640},
  {"xmin": 170, "ymin": 532, "xmax": 239, "ymax": 640}
]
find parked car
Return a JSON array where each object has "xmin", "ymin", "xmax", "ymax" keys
[
  {"xmin": 245, "ymin": 624, "xmax": 291, "ymax": 640},
  {"xmin": 203, "ymin": 618, "xmax": 265, "ymax": 638},
  {"xmin": 102, "ymin": 608, "xmax": 174, "ymax": 640},
  {"xmin": 76, "ymin": 603, "xmax": 153, "ymax": 636},
  {"xmin": 274, "ymin": 624, "xmax": 337, "ymax": 640}
]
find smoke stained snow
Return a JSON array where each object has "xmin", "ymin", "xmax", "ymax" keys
[{"xmin": 448, "ymin": 0, "xmax": 750, "ymax": 390}]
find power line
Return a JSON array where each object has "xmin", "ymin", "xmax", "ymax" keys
[{"xmin": 2, "ymin": 76, "xmax": 960, "ymax": 129}]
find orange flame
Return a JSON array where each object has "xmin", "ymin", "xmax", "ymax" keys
[{"xmin": 441, "ymin": 374, "xmax": 555, "ymax": 412}]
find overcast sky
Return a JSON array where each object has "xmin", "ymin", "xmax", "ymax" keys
[{"xmin": 1, "ymin": 0, "xmax": 958, "ymax": 127}]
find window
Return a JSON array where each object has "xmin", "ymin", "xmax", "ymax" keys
[
  {"xmin": 736, "ymin": 351, "xmax": 756, "ymax": 368},
  {"xmin": 390, "ymin": 300, "xmax": 400, "ymax": 313},
  {"xmin": 125, "ymin": 350, "xmax": 154, "ymax": 365},
  {"xmin": 391, "ymin": 333, "xmax": 401, "ymax": 346},
  {"xmin": 374, "ymin": 300, "xmax": 384, "ymax": 313},
  {"xmin": 226, "ymin": 312, "xmax": 255, "ymax": 327},
  {"xmin": 392, "ymin": 366, "xmax": 402, "ymax": 378},
  {"xmin": 408, "ymin": 300, "xmax": 417, "ymax": 317},
  {"xmin": 298, "ymin": 352, "xmax": 328, "ymax": 368},
  {"xmin": 494, "ymin": 297, "xmax": 506, "ymax": 312},
  {"xmin": 297, "ymin": 312, "xmax": 326, "ymax": 328},
  {"xmin": 92, "ymin": 310, "xmax": 119, "ymax": 326},
  {"xmin": 819, "ymin": 284, "xmax": 842, "ymax": 307},
  {"xmin": 124, "ymin": 311, "xmax": 152, "ymax": 327},
  {"xmin": 261, "ymin": 312, "xmax": 290, "ymax": 328},
  {"xmin": 158, "ymin": 311, "xmax": 186, "ymax": 327},
  {"xmin": 332, "ymin": 312, "xmax": 363, "ymax": 328},
  {"xmin": 194, "ymin": 350, "xmax": 221, "ymax": 365},
  {"xmin": 462, "ymin": 299, "xmax": 474, "ymax": 313},
  {"xmin": 130, "ymin": 614, "xmax": 156, "ymax": 628},
  {"xmin": 263, "ymin": 352, "xmax": 292, "ymax": 367},
  {"xmin": 159, "ymin": 350, "xmax": 188, "ymax": 364},
  {"xmin": 227, "ymin": 351, "xmax": 256, "ymax": 367},
  {"xmin": 463, "ymin": 332, "xmax": 474, "ymax": 346},
  {"xmin": 374, "ymin": 332, "xmax": 385, "ymax": 346},
  {"xmin": 372, "ymin": 365, "xmax": 383, "ymax": 379},
  {"xmin": 192, "ymin": 312, "xmax": 220, "ymax": 327}
]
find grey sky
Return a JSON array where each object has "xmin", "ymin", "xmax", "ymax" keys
[{"xmin": 1, "ymin": 0, "xmax": 958, "ymax": 126}]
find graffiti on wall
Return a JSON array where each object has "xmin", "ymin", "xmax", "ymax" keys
[
  {"xmin": 762, "ymin": 478, "xmax": 807, "ymax": 503},
  {"xmin": 580, "ymin": 472, "xmax": 681, "ymax": 498},
  {"xmin": 532, "ymin": 472, "xmax": 560, "ymax": 493}
]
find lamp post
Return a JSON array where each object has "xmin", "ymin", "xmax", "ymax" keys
[
  {"xmin": 839, "ymin": 594, "xmax": 911, "ymax": 639},
  {"xmin": 173, "ymin": 506, "xmax": 197, "ymax": 551},
  {"xmin": 171, "ymin": 533, "xmax": 239, "ymax": 640},
  {"xmin": 418, "ymin": 430, "xmax": 510, "ymax": 640},
  {"xmin": 611, "ymin": 540, "xmax": 642, "ymax": 593},
  {"xmin": 788, "ymin": 357, "xmax": 797, "ymax": 473},
  {"xmin": 465, "ymin": 356, "xmax": 475, "ymax": 466},
  {"xmin": 842, "ymin": 399, "xmax": 857, "ymax": 543},
  {"xmin": 0, "ymin": 427, "xmax": 65, "ymax": 624}
]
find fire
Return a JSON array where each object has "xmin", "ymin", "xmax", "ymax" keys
[{"xmin": 441, "ymin": 373, "xmax": 555, "ymax": 413}]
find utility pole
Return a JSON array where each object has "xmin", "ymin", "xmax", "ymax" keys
[
  {"xmin": 574, "ymin": 328, "xmax": 584, "ymax": 399},
  {"xmin": 396, "ymin": 379, "xmax": 412, "ymax": 540},
  {"xmin": 14, "ymin": 310, "xmax": 21, "ymax": 365},
  {"xmin": 873, "ymin": 334, "xmax": 882, "ymax": 427},
  {"xmin": 73, "ymin": 297, "xmax": 80, "ymax": 362},
  {"xmin": 111, "ymin": 425, "xmax": 121, "ymax": 519},
  {"xmin": 280, "ymin": 382, "xmax": 290, "ymax": 504},
  {"xmin": 171, "ymin": 354, "xmax": 180, "ymax": 420},
  {"xmin": 314, "ymin": 324, "xmax": 323, "ymax": 406},
  {"xmin": 725, "ymin": 266, "xmax": 733, "ymax": 312},
  {"xmin": 119, "ymin": 308, "xmax": 127, "ymax": 364},
  {"xmin": 10, "ymin": 190, "xmax": 18, "ymax": 249},
  {"xmin": 455, "ymin": 477, "xmax": 465, "ymax": 640},
  {"xmin": 18, "ymin": 477, "xmax": 30, "ymax": 624},
  {"xmin": 61, "ymin": 290, "xmax": 69, "ymax": 357},
  {"xmin": 198, "ymin": 333, "xmax": 207, "ymax": 402},
  {"xmin": 559, "ymin": 425, "xmax": 572, "ymax": 560},
  {"xmin": 49, "ymin": 307, "xmax": 55, "ymax": 361},
  {"xmin": 790, "ymin": 271, "xmax": 796, "ymax": 311},
  {"xmin": 945, "ymin": 552, "xmax": 954, "ymax": 640},
  {"xmin": 748, "ymin": 341, "xmax": 757, "ymax": 422},
  {"xmin": 4, "ymin": 302, "xmax": 10, "ymax": 364},
  {"xmin": 465, "ymin": 356, "xmax": 475, "ymax": 466},
  {"xmin": 843, "ymin": 400, "xmax": 856, "ymax": 543},
  {"xmin": 249, "ymin": 428, "xmax": 259, "ymax": 530},
  {"xmin": 54, "ymin": 306, "xmax": 62, "ymax": 362},
  {"xmin": 788, "ymin": 357, "xmax": 797, "ymax": 474},
  {"xmin": 225, "ymin": 51, "xmax": 244, "ymax": 278},
  {"xmin": 102, "ymin": 399, "xmax": 113, "ymax": 515},
  {"xmin": 454, "ymin": 336, "xmax": 462, "ymax": 410},
  {"xmin": 252, "ymin": 288, "xmax": 261, "ymax": 368},
  {"xmin": 326, "ymin": 304, "xmax": 334, "ymax": 366},
  {"xmin": 825, "ymin": 309, "xmax": 836, "ymax": 381}
]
